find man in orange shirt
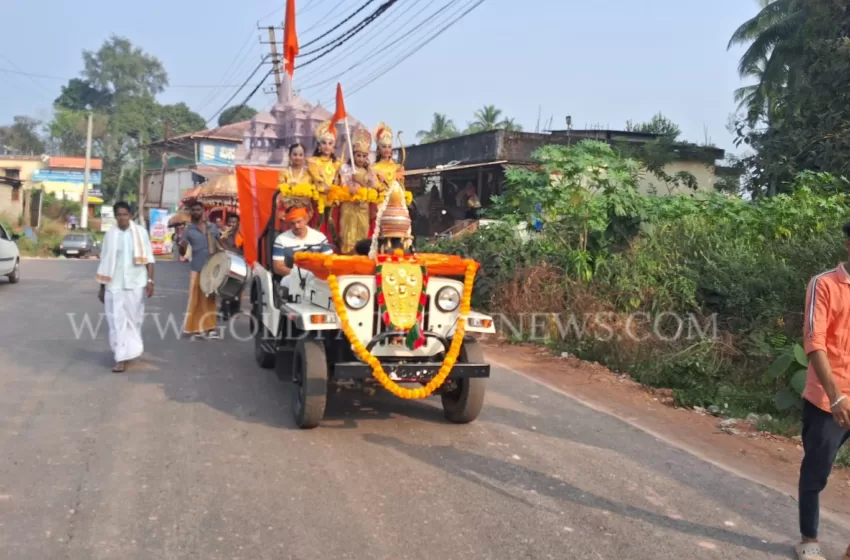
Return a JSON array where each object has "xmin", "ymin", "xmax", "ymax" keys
[{"xmin": 796, "ymin": 223, "xmax": 850, "ymax": 560}]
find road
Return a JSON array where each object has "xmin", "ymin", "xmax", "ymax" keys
[{"xmin": 0, "ymin": 259, "xmax": 846, "ymax": 560}]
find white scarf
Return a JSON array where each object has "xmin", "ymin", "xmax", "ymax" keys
[{"xmin": 96, "ymin": 222, "xmax": 151, "ymax": 284}]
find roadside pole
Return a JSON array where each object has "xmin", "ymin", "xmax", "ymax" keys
[{"xmin": 80, "ymin": 110, "xmax": 93, "ymax": 229}]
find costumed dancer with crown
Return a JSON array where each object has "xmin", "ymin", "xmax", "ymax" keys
[
  {"xmin": 337, "ymin": 127, "xmax": 375, "ymax": 255},
  {"xmin": 371, "ymin": 122, "xmax": 405, "ymax": 237},
  {"xmin": 277, "ymin": 141, "xmax": 317, "ymax": 232},
  {"xmin": 307, "ymin": 120, "xmax": 342, "ymax": 243}
]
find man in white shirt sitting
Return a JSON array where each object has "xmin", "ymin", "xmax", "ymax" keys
[{"xmin": 272, "ymin": 205, "xmax": 333, "ymax": 301}]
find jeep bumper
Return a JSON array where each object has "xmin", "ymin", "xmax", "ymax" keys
[{"xmin": 332, "ymin": 362, "xmax": 490, "ymax": 382}]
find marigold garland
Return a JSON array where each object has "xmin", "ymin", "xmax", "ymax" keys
[
  {"xmin": 279, "ymin": 183, "xmax": 412, "ymax": 214},
  {"xmin": 327, "ymin": 258, "xmax": 478, "ymax": 399}
]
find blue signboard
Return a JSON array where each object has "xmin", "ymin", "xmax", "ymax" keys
[
  {"xmin": 198, "ymin": 141, "xmax": 238, "ymax": 167},
  {"xmin": 32, "ymin": 169, "xmax": 102, "ymax": 184}
]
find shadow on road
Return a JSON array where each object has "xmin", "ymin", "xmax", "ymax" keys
[{"xmin": 363, "ymin": 434, "xmax": 794, "ymax": 557}]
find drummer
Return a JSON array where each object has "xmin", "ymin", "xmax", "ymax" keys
[
  {"xmin": 220, "ymin": 214, "xmax": 243, "ymax": 255},
  {"xmin": 218, "ymin": 214, "xmax": 243, "ymax": 320},
  {"xmin": 272, "ymin": 205, "xmax": 333, "ymax": 302}
]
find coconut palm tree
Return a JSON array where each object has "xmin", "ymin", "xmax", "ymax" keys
[
  {"xmin": 467, "ymin": 105, "xmax": 503, "ymax": 133},
  {"xmin": 416, "ymin": 112, "xmax": 459, "ymax": 143},
  {"xmin": 500, "ymin": 118, "xmax": 523, "ymax": 132},
  {"xmin": 727, "ymin": 0, "xmax": 806, "ymax": 124}
]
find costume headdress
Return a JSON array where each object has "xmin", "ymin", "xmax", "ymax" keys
[
  {"xmin": 379, "ymin": 184, "xmax": 411, "ymax": 239},
  {"xmin": 352, "ymin": 127, "xmax": 371, "ymax": 154},
  {"xmin": 373, "ymin": 122, "xmax": 393, "ymax": 149},
  {"xmin": 315, "ymin": 120, "xmax": 337, "ymax": 144}
]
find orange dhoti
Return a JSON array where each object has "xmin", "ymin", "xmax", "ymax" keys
[{"xmin": 183, "ymin": 271, "xmax": 218, "ymax": 334}]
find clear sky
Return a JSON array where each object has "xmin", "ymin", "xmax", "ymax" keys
[{"xmin": 0, "ymin": 0, "xmax": 757, "ymax": 156}]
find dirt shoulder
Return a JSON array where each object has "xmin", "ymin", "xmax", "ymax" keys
[{"xmin": 481, "ymin": 340, "xmax": 850, "ymax": 526}]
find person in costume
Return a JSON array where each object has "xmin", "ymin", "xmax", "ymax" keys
[
  {"xmin": 308, "ymin": 120, "xmax": 342, "ymax": 240},
  {"xmin": 96, "ymin": 201, "xmax": 155, "ymax": 373},
  {"xmin": 371, "ymin": 122, "xmax": 405, "ymax": 237},
  {"xmin": 337, "ymin": 127, "xmax": 375, "ymax": 254},
  {"xmin": 279, "ymin": 142, "xmax": 320, "ymax": 231},
  {"xmin": 372, "ymin": 122, "xmax": 404, "ymax": 191}
]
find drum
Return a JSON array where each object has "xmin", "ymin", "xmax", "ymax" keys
[{"xmin": 200, "ymin": 250, "xmax": 249, "ymax": 301}]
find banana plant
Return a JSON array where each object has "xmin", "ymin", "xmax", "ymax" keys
[{"xmin": 765, "ymin": 343, "xmax": 808, "ymax": 411}]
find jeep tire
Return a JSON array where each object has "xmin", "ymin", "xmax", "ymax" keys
[
  {"xmin": 292, "ymin": 338, "xmax": 328, "ymax": 429},
  {"xmin": 441, "ymin": 338, "xmax": 487, "ymax": 424}
]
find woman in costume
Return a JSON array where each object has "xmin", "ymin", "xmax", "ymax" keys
[
  {"xmin": 307, "ymin": 120, "xmax": 342, "ymax": 241},
  {"xmin": 370, "ymin": 122, "xmax": 405, "ymax": 237},
  {"xmin": 372, "ymin": 122, "xmax": 404, "ymax": 191},
  {"xmin": 278, "ymin": 142, "xmax": 320, "ymax": 231},
  {"xmin": 337, "ymin": 128, "xmax": 375, "ymax": 254}
]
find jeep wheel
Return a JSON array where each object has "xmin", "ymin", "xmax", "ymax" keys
[
  {"xmin": 292, "ymin": 338, "xmax": 328, "ymax": 429},
  {"xmin": 7, "ymin": 259, "xmax": 20, "ymax": 284},
  {"xmin": 441, "ymin": 338, "xmax": 487, "ymax": 424},
  {"xmin": 252, "ymin": 296, "xmax": 275, "ymax": 369}
]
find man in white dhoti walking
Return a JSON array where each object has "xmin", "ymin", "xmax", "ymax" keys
[{"xmin": 96, "ymin": 201, "xmax": 155, "ymax": 372}]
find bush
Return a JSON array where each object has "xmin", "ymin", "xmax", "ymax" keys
[{"xmin": 430, "ymin": 141, "xmax": 848, "ymax": 418}]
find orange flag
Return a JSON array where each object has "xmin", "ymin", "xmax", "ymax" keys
[
  {"xmin": 330, "ymin": 82, "xmax": 347, "ymax": 128},
  {"xmin": 283, "ymin": 0, "xmax": 299, "ymax": 77}
]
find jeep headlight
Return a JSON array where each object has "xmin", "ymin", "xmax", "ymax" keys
[
  {"xmin": 435, "ymin": 286, "xmax": 461, "ymax": 312},
  {"xmin": 343, "ymin": 282, "xmax": 370, "ymax": 310}
]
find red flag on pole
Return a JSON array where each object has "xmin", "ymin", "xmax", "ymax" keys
[
  {"xmin": 330, "ymin": 83, "xmax": 347, "ymax": 127},
  {"xmin": 283, "ymin": 0, "xmax": 299, "ymax": 77}
]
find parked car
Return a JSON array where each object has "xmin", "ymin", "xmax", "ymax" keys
[
  {"xmin": 0, "ymin": 222, "xmax": 21, "ymax": 284},
  {"xmin": 59, "ymin": 233, "xmax": 100, "ymax": 258}
]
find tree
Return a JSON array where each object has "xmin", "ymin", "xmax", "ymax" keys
[
  {"xmin": 467, "ymin": 105, "xmax": 504, "ymax": 133},
  {"xmin": 47, "ymin": 108, "xmax": 108, "ymax": 156},
  {"xmin": 82, "ymin": 35, "xmax": 168, "ymax": 98},
  {"xmin": 416, "ymin": 113, "xmax": 459, "ymax": 143},
  {"xmin": 625, "ymin": 112, "xmax": 681, "ymax": 139},
  {"xmin": 731, "ymin": 0, "xmax": 850, "ymax": 197},
  {"xmin": 54, "ymin": 78, "xmax": 112, "ymax": 112},
  {"xmin": 218, "ymin": 105, "xmax": 257, "ymax": 127},
  {"xmin": 157, "ymin": 103, "xmax": 206, "ymax": 139},
  {"xmin": 0, "ymin": 116, "xmax": 46, "ymax": 155},
  {"xmin": 727, "ymin": 0, "xmax": 806, "ymax": 125},
  {"xmin": 501, "ymin": 118, "xmax": 523, "ymax": 132}
]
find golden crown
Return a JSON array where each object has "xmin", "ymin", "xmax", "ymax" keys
[
  {"xmin": 373, "ymin": 122, "xmax": 393, "ymax": 148},
  {"xmin": 315, "ymin": 120, "xmax": 337, "ymax": 143},
  {"xmin": 352, "ymin": 127, "xmax": 372, "ymax": 154}
]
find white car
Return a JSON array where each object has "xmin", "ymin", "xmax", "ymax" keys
[{"xmin": 0, "ymin": 223, "xmax": 21, "ymax": 284}]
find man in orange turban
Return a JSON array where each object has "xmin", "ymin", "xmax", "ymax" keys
[{"xmin": 272, "ymin": 204, "xmax": 334, "ymax": 300}]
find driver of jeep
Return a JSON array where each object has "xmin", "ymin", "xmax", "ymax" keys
[{"xmin": 272, "ymin": 205, "xmax": 333, "ymax": 301}]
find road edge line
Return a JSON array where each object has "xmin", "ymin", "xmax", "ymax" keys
[{"xmin": 487, "ymin": 353, "xmax": 850, "ymax": 531}]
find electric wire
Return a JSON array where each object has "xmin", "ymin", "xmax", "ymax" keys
[
  {"xmin": 325, "ymin": 0, "xmax": 487, "ymax": 103},
  {"xmin": 204, "ymin": 56, "xmax": 270, "ymax": 125}
]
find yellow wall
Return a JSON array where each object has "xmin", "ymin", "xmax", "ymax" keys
[
  {"xmin": 638, "ymin": 161, "xmax": 716, "ymax": 196},
  {"xmin": 39, "ymin": 181, "xmax": 85, "ymax": 200}
]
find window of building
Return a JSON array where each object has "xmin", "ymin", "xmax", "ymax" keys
[{"xmin": 2, "ymin": 168, "xmax": 20, "ymax": 179}]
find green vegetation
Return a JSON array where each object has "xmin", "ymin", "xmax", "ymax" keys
[{"xmin": 424, "ymin": 141, "xmax": 847, "ymax": 421}]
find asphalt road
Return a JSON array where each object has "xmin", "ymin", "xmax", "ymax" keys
[{"xmin": 1, "ymin": 259, "xmax": 847, "ymax": 560}]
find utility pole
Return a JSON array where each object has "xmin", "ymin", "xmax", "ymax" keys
[
  {"xmin": 267, "ymin": 26, "xmax": 282, "ymax": 96},
  {"xmin": 80, "ymin": 109, "xmax": 93, "ymax": 230},
  {"xmin": 137, "ymin": 156, "xmax": 146, "ymax": 227}
]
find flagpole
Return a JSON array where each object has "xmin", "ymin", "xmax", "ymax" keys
[{"xmin": 343, "ymin": 117, "xmax": 355, "ymax": 166}]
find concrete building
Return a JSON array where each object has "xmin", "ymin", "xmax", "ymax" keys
[{"xmin": 0, "ymin": 155, "xmax": 103, "ymax": 226}]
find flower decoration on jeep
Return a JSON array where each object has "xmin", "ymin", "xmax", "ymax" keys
[{"xmin": 292, "ymin": 180, "xmax": 478, "ymax": 400}]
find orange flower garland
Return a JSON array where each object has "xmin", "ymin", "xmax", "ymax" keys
[{"xmin": 327, "ymin": 258, "xmax": 478, "ymax": 399}]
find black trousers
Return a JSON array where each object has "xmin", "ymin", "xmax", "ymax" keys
[{"xmin": 799, "ymin": 399, "xmax": 850, "ymax": 538}]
